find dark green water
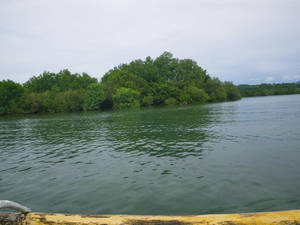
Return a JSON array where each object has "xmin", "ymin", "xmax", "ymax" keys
[{"xmin": 1, "ymin": 95, "xmax": 300, "ymax": 215}]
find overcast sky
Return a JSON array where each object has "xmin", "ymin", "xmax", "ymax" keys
[{"xmin": 1, "ymin": 0, "xmax": 299, "ymax": 84}]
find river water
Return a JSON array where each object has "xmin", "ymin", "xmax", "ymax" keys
[{"xmin": 1, "ymin": 95, "xmax": 300, "ymax": 215}]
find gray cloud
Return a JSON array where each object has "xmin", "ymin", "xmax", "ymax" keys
[{"xmin": 0, "ymin": 0, "xmax": 299, "ymax": 84}]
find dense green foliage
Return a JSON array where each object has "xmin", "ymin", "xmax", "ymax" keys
[
  {"xmin": 238, "ymin": 83, "xmax": 300, "ymax": 97},
  {"xmin": 83, "ymin": 83, "xmax": 105, "ymax": 111},
  {"xmin": 24, "ymin": 69, "xmax": 97, "ymax": 93},
  {"xmin": 0, "ymin": 80, "xmax": 25, "ymax": 115},
  {"xmin": 112, "ymin": 87, "xmax": 140, "ymax": 110},
  {"xmin": 2, "ymin": 70, "xmax": 99, "ymax": 115},
  {"xmin": 0, "ymin": 52, "xmax": 243, "ymax": 116},
  {"xmin": 101, "ymin": 52, "xmax": 241, "ymax": 109}
]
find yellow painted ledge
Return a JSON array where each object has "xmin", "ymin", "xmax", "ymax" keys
[{"xmin": 1, "ymin": 210, "xmax": 300, "ymax": 225}]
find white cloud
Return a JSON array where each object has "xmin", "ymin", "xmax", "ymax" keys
[
  {"xmin": 282, "ymin": 74, "xmax": 300, "ymax": 82},
  {"xmin": 249, "ymin": 78, "xmax": 261, "ymax": 81},
  {"xmin": 0, "ymin": 0, "xmax": 300, "ymax": 84},
  {"xmin": 282, "ymin": 75, "xmax": 291, "ymax": 81},
  {"xmin": 293, "ymin": 74, "xmax": 300, "ymax": 80},
  {"xmin": 265, "ymin": 77, "xmax": 273, "ymax": 82}
]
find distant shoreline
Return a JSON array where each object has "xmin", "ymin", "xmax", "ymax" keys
[{"xmin": 238, "ymin": 83, "xmax": 300, "ymax": 97}]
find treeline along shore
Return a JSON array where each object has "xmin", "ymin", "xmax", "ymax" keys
[
  {"xmin": 238, "ymin": 83, "xmax": 300, "ymax": 97},
  {"xmin": 1, "ymin": 51, "xmax": 299, "ymax": 116},
  {"xmin": 0, "ymin": 52, "xmax": 241, "ymax": 116}
]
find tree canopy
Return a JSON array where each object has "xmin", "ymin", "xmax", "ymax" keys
[
  {"xmin": 101, "ymin": 52, "xmax": 240, "ymax": 108},
  {"xmin": 83, "ymin": 83, "xmax": 105, "ymax": 111},
  {"xmin": 0, "ymin": 80, "xmax": 24, "ymax": 115},
  {"xmin": 238, "ymin": 83, "xmax": 300, "ymax": 97},
  {"xmin": 0, "ymin": 52, "xmax": 243, "ymax": 116}
]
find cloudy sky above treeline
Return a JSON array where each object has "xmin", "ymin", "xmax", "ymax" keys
[{"xmin": 1, "ymin": 0, "xmax": 299, "ymax": 84}]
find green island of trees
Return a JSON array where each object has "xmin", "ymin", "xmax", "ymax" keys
[
  {"xmin": 1, "ymin": 52, "xmax": 243, "ymax": 116},
  {"xmin": 238, "ymin": 83, "xmax": 300, "ymax": 97}
]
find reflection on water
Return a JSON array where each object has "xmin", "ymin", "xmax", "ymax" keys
[
  {"xmin": 108, "ymin": 106, "xmax": 214, "ymax": 158},
  {"xmin": 0, "ymin": 95, "xmax": 300, "ymax": 214}
]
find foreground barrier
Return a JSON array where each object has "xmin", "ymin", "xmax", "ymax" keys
[{"xmin": 1, "ymin": 210, "xmax": 300, "ymax": 225}]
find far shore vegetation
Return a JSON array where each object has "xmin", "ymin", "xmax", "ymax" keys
[
  {"xmin": 0, "ymin": 52, "xmax": 299, "ymax": 116},
  {"xmin": 238, "ymin": 83, "xmax": 300, "ymax": 97}
]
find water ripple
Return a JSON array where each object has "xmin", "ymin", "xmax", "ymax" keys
[{"xmin": 1, "ymin": 95, "xmax": 300, "ymax": 214}]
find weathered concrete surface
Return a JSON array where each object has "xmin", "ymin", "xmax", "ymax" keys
[
  {"xmin": 1, "ymin": 210, "xmax": 300, "ymax": 225},
  {"xmin": 0, "ymin": 213, "xmax": 26, "ymax": 225}
]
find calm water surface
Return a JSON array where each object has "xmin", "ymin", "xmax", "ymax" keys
[{"xmin": 1, "ymin": 95, "xmax": 300, "ymax": 214}]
